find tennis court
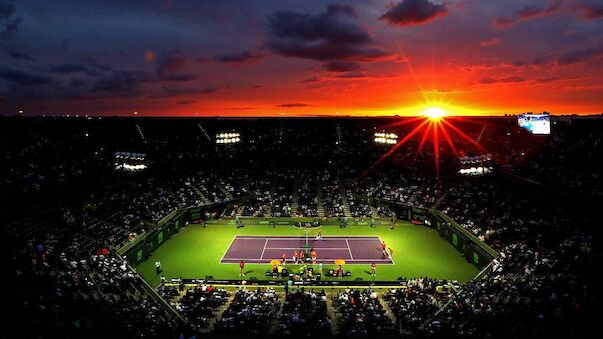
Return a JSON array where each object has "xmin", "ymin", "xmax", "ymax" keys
[{"xmin": 220, "ymin": 235, "xmax": 394, "ymax": 264}]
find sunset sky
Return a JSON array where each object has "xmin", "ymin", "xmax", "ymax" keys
[{"xmin": 1, "ymin": 0, "xmax": 602, "ymax": 116}]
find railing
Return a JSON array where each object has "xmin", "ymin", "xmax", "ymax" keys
[
  {"xmin": 429, "ymin": 209, "xmax": 499, "ymax": 258},
  {"xmin": 114, "ymin": 251, "xmax": 188, "ymax": 324}
]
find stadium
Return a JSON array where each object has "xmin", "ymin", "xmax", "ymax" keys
[
  {"xmin": 2, "ymin": 1, "xmax": 603, "ymax": 338},
  {"xmin": 4, "ymin": 114, "xmax": 601, "ymax": 338}
]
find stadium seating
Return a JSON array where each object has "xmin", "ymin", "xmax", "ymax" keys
[{"xmin": 4, "ymin": 116, "xmax": 599, "ymax": 338}]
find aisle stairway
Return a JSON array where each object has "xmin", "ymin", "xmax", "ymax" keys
[
  {"xmin": 326, "ymin": 296, "xmax": 341, "ymax": 335},
  {"xmin": 291, "ymin": 180, "xmax": 299, "ymax": 214},
  {"xmin": 316, "ymin": 182, "xmax": 325, "ymax": 217},
  {"xmin": 370, "ymin": 206, "xmax": 380, "ymax": 218},
  {"xmin": 192, "ymin": 185, "xmax": 208, "ymax": 203},
  {"xmin": 339, "ymin": 185, "xmax": 351, "ymax": 217},
  {"xmin": 216, "ymin": 181, "xmax": 233, "ymax": 200}
]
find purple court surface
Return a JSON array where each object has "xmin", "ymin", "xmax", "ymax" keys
[{"xmin": 220, "ymin": 236, "xmax": 393, "ymax": 264}]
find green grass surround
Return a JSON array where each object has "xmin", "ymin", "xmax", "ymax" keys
[{"xmin": 136, "ymin": 222, "xmax": 478, "ymax": 287}]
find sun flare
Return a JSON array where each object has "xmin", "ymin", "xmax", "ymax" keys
[{"xmin": 423, "ymin": 107, "xmax": 448, "ymax": 121}]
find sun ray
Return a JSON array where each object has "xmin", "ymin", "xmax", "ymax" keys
[
  {"xmin": 384, "ymin": 116, "xmax": 424, "ymax": 128},
  {"xmin": 432, "ymin": 119, "xmax": 440, "ymax": 178},
  {"xmin": 361, "ymin": 119, "xmax": 430, "ymax": 177},
  {"xmin": 441, "ymin": 119, "xmax": 490, "ymax": 155},
  {"xmin": 414, "ymin": 119, "xmax": 432, "ymax": 160},
  {"xmin": 389, "ymin": 38, "xmax": 431, "ymax": 103},
  {"xmin": 439, "ymin": 121, "xmax": 459, "ymax": 156}
]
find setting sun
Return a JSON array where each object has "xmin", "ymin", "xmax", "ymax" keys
[{"xmin": 423, "ymin": 107, "xmax": 448, "ymax": 120}]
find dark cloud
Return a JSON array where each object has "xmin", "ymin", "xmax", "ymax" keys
[
  {"xmin": 380, "ymin": 0, "xmax": 448, "ymax": 27},
  {"xmin": 516, "ymin": 45, "xmax": 603, "ymax": 67},
  {"xmin": 277, "ymin": 103, "xmax": 308, "ymax": 108},
  {"xmin": 177, "ymin": 99, "xmax": 197, "ymax": 105},
  {"xmin": 480, "ymin": 38, "xmax": 501, "ymax": 47},
  {"xmin": 69, "ymin": 78, "xmax": 84, "ymax": 88},
  {"xmin": 0, "ymin": 1, "xmax": 14, "ymax": 18},
  {"xmin": 79, "ymin": 56, "xmax": 113, "ymax": 73},
  {"xmin": 324, "ymin": 60, "xmax": 362, "ymax": 72},
  {"xmin": 227, "ymin": 107, "xmax": 255, "ymax": 111},
  {"xmin": 156, "ymin": 50, "xmax": 197, "ymax": 81},
  {"xmin": 335, "ymin": 71, "xmax": 365, "ymax": 79},
  {"xmin": 534, "ymin": 76, "xmax": 561, "ymax": 83},
  {"xmin": 0, "ymin": 67, "xmax": 54, "ymax": 86},
  {"xmin": 157, "ymin": 85, "xmax": 216, "ymax": 97},
  {"xmin": 213, "ymin": 51, "xmax": 265, "ymax": 64},
  {"xmin": 267, "ymin": 4, "xmax": 389, "ymax": 61},
  {"xmin": 480, "ymin": 76, "xmax": 525, "ymax": 84},
  {"xmin": 0, "ymin": 1, "xmax": 22, "ymax": 40},
  {"xmin": 47, "ymin": 63, "xmax": 88, "ymax": 74},
  {"xmin": 47, "ymin": 58, "xmax": 117, "ymax": 77},
  {"xmin": 91, "ymin": 70, "xmax": 151, "ymax": 96},
  {"xmin": 7, "ymin": 49, "xmax": 35, "ymax": 61},
  {"xmin": 557, "ymin": 45, "xmax": 603, "ymax": 65},
  {"xmin": 530, "ymin": 53, "xmax": 558, "ymax": 66},
  {"xmin": 578, "ymin": 4, "xmax": 603, "ymax": 19},
  {"xmin": 493, "ymin": 0, "xmax": 562, "ymax": 29},
  {"xmin": 300, "ymin": 77, "xmax": 321, "ymax": 83}
]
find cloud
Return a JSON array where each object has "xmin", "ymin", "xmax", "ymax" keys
[
  {"xmin": 530, "ymin": 53, "xmax": 558, "ymax": 66},
  {"xmin": 212, "ymin": 51, "xmax": 265, "ymax": 64},
  {"xmin": 0, "ymin": 1, "xmax": 22, "ymax": 40},
  {"xmin": 300, "ymin": 77, "xmax": 321, "ymax": 83},
  {"xmin": 91, "ymin": 70, "xmax": 151, "ymax": 96},
  {"xmin": 534, "ymin": 76, "xmax": 561, "ymax": 84},
  {"xmin": 0, "ymin": 67, "xmax": 54, "ymax": 86},
  {"xmin": 277, "ymin": 103, "xmax": 308, "ymax": 108},
  {"xmin": 517, "ymin": 45, "xmax": 603, "ymax": 67},
  {"xmin": 493, "ymin": 0, "xmax": 562, "ymax": 29},
  {"xmin": 323, "ymin": 60, "xmax": 362, "ymax": 72},
  {"xmin": 177, "ymin": 99, "xmax": 197, "ymax": 105},
  {"xmin": 557, "ymin": 45, "xmax": 603, "ymax": 65},
  {"xmin": 267, "ymin": 4, "xmax": 389, "ymax": 61},
  {"xmin": 156, "ymin": 50, "xmax": 197, "ymax": 81},
  {"xmin": 0, "ymin": 1, "xmax": 14, "ymax": 18},
  {"xmin": 480, "ymin": 38, "xmax": 501, "ymax": 47},
  {"xmin": 7, "ymin": 49, "xmax": 35, "ymax": 61},
  {"xmin": 380, "ymin": 0, "xmax": 448, "ymax": 27},
  {"xmin": 227, "ymin": 107, "xmax": 256, "ymax": 111},
  {"xmin": 157, "ymin": 85, "xmax": 216, "ymax": 97},
  {"xmin": 577, "ymin": 3, "xmax": 603, "ymax": 19},
  {"xmin": 479, "ymin": 76, "xmax": 526, "ymax": 84},
  {"xmin": 47, "ymin": 63, "xmax": 101, "ymax": 76},
  {"xmin": 335, "ymin": 71, "xmax": 365, "ymax": 78},
  {"xmin": 69, "ymin": 78, "xmax": 84, "ymax": 88}
]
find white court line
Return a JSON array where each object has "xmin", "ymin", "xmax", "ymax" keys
[
  {"xmin": 377, "ymin": 236, "xmax": 395, "ymax": 265},
  {"xmin": 264, "ymin": 247, "xmax": 350, "ymax": 250},
  {"xmin": 259, "ymin": 238, "xmax": 269, "ymax": 260},
  {"xmin": 218, "ymin": 237, "xmax": 237, "ymax": 263},
  {"xmin": 220, "ymin": 235, "xmax": 393, "ymax": 264},
  {"xmin": 235, "ymin": 236, "xmax": 380, "ymax": 240},
  {"xmin": 220, "ymin": 258, "xmax": 395, "ymax": 264},
  {"xmin": 345, "ymin": 239, "xmax": 354, "ymax": 260},
  {"xmin": 221, "ymin": 258, "xmax": 394, "ymax": 262}
]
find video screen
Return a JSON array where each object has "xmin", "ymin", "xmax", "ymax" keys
[{"xmin": 518, "ymin": 114, "xmax": 551, "ymax": 135}]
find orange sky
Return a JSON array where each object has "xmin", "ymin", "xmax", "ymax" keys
[{"xmin": 1, "ymin": 0, "xmax": 602, "ymax": 116}]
